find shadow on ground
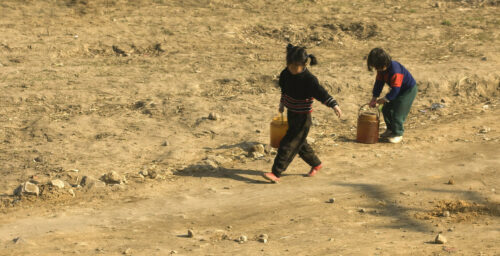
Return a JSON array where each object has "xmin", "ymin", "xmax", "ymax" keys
[{"xmin": 175, "ymin": 164, "xmax": 269, "ymax": 184}]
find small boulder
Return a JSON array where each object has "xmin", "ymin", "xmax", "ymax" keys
[
  {"xmin": 187, "ymin": 229, "xmax": 195, "ymax": 238},
  {"xmin": 14, "ymin": 182, "xmax": 39, "ymax": 196},
  {"xmin": 50, "ymin": 179, "xmax": 65, "ymax": 189},
  {"xmin": 435, "ymin": 234, "xmax": 447, "ymax": 244},
  {"xmin": 81, "ymin": 176, "xmax": 106, "ymax": 189},
  {"xmin": 102, "ymin": 171, "xmax": 123, "ymax": 184},
  {"xmin": 208, "ymin": 112, "xmax": 220, "ymax": 120}
]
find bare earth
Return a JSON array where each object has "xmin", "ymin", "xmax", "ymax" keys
[{"xmin": 0, "ymin": 0, "xmax": 499, "ymax": 255}]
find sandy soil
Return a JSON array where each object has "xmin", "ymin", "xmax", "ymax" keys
[{"xmin": 0, "ymin": 0, "xmax": 499, "ymax": 255}]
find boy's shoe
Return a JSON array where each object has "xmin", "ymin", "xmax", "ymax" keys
[
  {"xmin": 262, "ymin": 172, "xmax": 280, "ymax": 183},
  {"xmin": 307, "ymin": 164, "xmax": 322, "ymax": 177},
  {"xmin": 380, "ymin": 130, "xmax": 393, "ymax": 138},
  {"xmin": 388, "ymin": 136, "xmax": 403, "ymax": 143}
]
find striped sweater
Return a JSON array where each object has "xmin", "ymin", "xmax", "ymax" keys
[{"xmin": 279, "ymin": 68, "xmax": 338, "ymax": 113}]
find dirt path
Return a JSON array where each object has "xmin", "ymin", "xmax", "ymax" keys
[{"xmin": 1, "ymin": 108, "xmax": 498, "ymax": 256}]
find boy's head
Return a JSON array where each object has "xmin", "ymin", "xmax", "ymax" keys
[
  {"xmin": 286, "ymin": 44, "xmax": 317, "ymax": 74},
  {"xmin": 367, "ymin": 48, "xmax": 391, "ymax": 72}
]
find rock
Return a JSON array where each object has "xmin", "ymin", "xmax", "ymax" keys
[
  {"xmin": 102, "ymin": 171, "xmax": 123, "ymax": 184},
  {"xmin": 13, "ymin": 237, "xmax": 31, "ymax": 245},
  {"xmin": 187, "ymin": 229, "xmax": 194, "ymax": 238},
  {"xmin": 14, "ymin": 182, "xmax": 40, "ymax": 196},
  {"xmin": 161, "ymin": 140, "xmax": 170, "ymax": 146},
  {"xmin": 204, "ymin": 159, "xmax": 219, "ymax": 169},
  {"xmin": 482, "ymin": 105, "xmax": 489, "ymax": 110},
  {"xmin": 328, "ymin": 198, "xmax": 335, "ymax": 203},
  {"xmin": 123, "ymin": 248, "xmax": 132, "ymax": 255},
  {"xmin": 250, "ymin": 152, "xmax": 264, "ymax": 159},
  {"xmin": 307, "ymin": 137, "xmax": 316, "ymax": 144},
  {"xmin": 479, "ymin": 126, "xmax": 490, "ymax": 134},
  {"xmin": 400, "ymin": 192, "xmax": 411, "ymax": 196},
  {"xmin": 448, "ymin": 228, "xmax": 454, "ymax": 232},
  {"xmin": 263, "ymin": 144, "xmax": 273, "ymax": 154},
  {"xmin": 258, "ymin": 234, "xmax": 268, "ymax": 243},
  {"xmin": 435, "ymin": 234, "xmax": 447, "ymax": 244},
  {"xmin": 68, "ymin": 188, "xmax": 75, "ymax": 197},
  {"xmin": 430, "ymin": 103, "xmax": 445, "ymax": 111},
  {"xmin": 442, "ymin": 211, "xmax": 450, "ymax": 217},
  {"xmin": 50, "ymin": 179, "xmax": 65, "ymax": 189},
  {"xmin": 170, "ymin": 251, "xmax": 178, "ymax": 254},
  {"xmin": 447, "ymin": 178, "xmax": 455, "ymax": 185},
  {"xmin": 148, "ymin": 170, "xmax": 158, "ymax": 179},
  {"xmin": 250, "ymin": 144, "xmax": 265, "ymax": 154},
  {"xmin": 481, "ymin": 56, "xmax": 487, "ymax": 61},
  {"xmin": 238, "ymin": 235, "xmax": 248, "ymax": 243},
  {"xmin": 81, "ymin": 176, "xmax": 106, "ymax": 189},
  {"xmin": 208, "ymin": 112, "xmax": 220, "ymax": 120},
  {"xmin": 359, "ymin": 208, "xmax": 366, "ymax": 213},
  {"xmin": 139, "ymin": 170, "xmax": 149, "ymax": 177}
]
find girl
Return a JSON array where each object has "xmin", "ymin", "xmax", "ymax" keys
[
  {"xmin": 263, "ymin": 44, "xmax": 342, "ymax": 183},
  {"xmin": 367, "ymin": 48, "xmax": 417, "ymax": 143}
]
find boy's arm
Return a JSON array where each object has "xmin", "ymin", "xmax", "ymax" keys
[
  {"xmin": 383, "ymin": 73, "xmax": 404, "ymax": 101},
  {"xmin": 372, "ymin": 72, "xmax": 385, "ymax": 98}
]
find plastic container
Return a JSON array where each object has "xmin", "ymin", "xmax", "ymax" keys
[
  {"xmin": 356, "ymin": 104, "xmax": 380, "ymax": 144},
  {"xmin": 270, "ymin": 114, "xmax": 288, "ymax": 148}
]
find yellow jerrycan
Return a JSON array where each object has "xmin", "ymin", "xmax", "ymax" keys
[{"xmin": 270, "ymin": 113, "xmax": 288, "ymax": 148}]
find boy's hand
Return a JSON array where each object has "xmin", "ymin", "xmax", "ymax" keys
[
  {"xmin": 333, "ymin": 105, "xmax": 342, "ymax": 119},
  {"xmin": 369, "ymin": 97, "xmax": 377, "ymax": 108},
  {"xmin": 279, "ymin": 103, "xmax": 284, "ymax": 113},
  {"xmin": 376, "ymin": 98, "xmax": 388, "ymax": 105}
]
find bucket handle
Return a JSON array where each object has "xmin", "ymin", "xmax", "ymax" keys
[{"xmin": 358, "ymin": 103, "xmax": 381, "ymax": 119}]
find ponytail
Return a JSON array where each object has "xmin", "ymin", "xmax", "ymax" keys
[
  {"xmin": 308, "ymin": 54, "xmax": 318, "ymax": 66},
  {"xmin": 286, "ymin": 43, "xmax": 294, "ymax": 54}
]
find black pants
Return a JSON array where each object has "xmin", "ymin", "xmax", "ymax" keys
[{"xmin": 272, "ymin": 111, "xmax": 321, "ymax": 177}]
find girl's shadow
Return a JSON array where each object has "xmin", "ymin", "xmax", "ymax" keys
[{"xmin": 175, "ymin": 164, "xmax": 269, "ymax": 184}]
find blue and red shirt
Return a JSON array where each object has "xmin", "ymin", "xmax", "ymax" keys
[{"xmin": 372, "ymin": 61, "xmax": 416, "ymax": 101}]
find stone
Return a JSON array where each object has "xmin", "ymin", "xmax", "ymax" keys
[
  {"xmin": 307, "ymin": 137, "xmax": 316, "ymax": 144},
  {"xmin": 208, "ymin": 112, "xmax": 220, "ymax": 120},
  {"xmin": 359, "ymin": 208, "xmax": 366, "ymax": 213},
  {"xmin": 14, "ymin": 182, "xmax": 40, "ymax": 196},
  {"xmin": 161, "ymin": 140, "xmax": 170, "ymax": 146},
  {"xmin": 50, "ymin": 179, "xmax": 65, "ymax": 189},
  {"xmin": 479, "ymin": 126, "xmax": 490, "ymax": 134},
  {"xmin": 435, "ymin": 234, "xmax": 447, "ymax": 244},
  {"xmin": 258, "ymin": 234, "xmax": 268, "ymax": 243},
  {"xmin": 102, "ymin": 171, "xmax": 123, "ymax": 184},
  {"xmin": 148, "ymin": 170, "xmax": 158, "ymax": 179},
  {"xmin": 238, "ymin": 235, "xmax": 248, "ymax": 243},
  {"xmin": 250, "ymin": 144, "xmax": 265, "ymax": 154},
  {"xmin": 481, "ymin": 56, "xmax": 487, "ymax": 61},
  {"xmin": 442, "ymin": 211, "xmax": 450, "ymax": 217},
  {"xmin": 68, "ymin": 188, "xmax": 75, "ymax": 197},
  {"xmin": 139, "ymin": 170, "xmax": 149, "ymax": 177},
  {"xmin": 250, "ymin": 152, "xmax": 264, "ymax": 159},
  {"xmin": 123, "ymin": 248, "xmax": 132, "ymax": 255},
  {"xmin": 328, "ymin": 198, "xmax": 335, "ymax": 203},
  {"xmin": 447, "ymin": 179, "xmax": 455, "ymax": 185},
  {"xmin": 81, "ymin": 176, "xmax": 106, "ymax": 189},
  {"xmin": 187, "ymin": 229, "xmax": 194, "ymax": 238}
]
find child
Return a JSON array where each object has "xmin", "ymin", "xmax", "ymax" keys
[
  {"xmin": 367, "ymin": 48, "xmax": 417, "ymax": 143},
  {"xmin": 263, "ymin": 44, "xmax": 342, "ymax": 183}
]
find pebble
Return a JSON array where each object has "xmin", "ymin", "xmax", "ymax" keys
[
  {"xmin": 250, "ymin": 152, "xmax": 264, "ymax": 159},
  {"xmin": 170, "ymin": 251, "xmax": 178, "ymax": 254},
  {"xmin": 187, "ymin": 229, "xmax": 194, "ymax": 238},
  {"xmin": 400, "ymin": 192, "xmax": 411, "ymax": 196},
  {"xmin": 208, "ymin": 112, "xmax": 220, "ymax": 120},
  {"xmin": 447, "ymin": 179, "xmax": 455, "ymax": 185},
  {"xmin": 50, "ymin": 179, "xmax": 65, "ymax": 189},
  {"xmin": 238, "ymin": 235, "xmax": 248, "ymax": 243},
  {"xmin": 328, "ymin": 198, "xmax": 336, "ymax": 203},
  {"xmin": 359, "ymin": 208, "xmax": 366, "ymax": 213},
  {"xmin": 442, "ymin": 211, "xmax": 450, "ymax": 217},
  {"xmin": 481, "ymin": 56, "xmax": 487, "ymax": 61},
  {"xmin": 161, "ymin": 140, "xmax": 170, "ymax": 146},
  {"xmin": 258, "ymin": 234, "xmax": 268, "ymax": 243},
  {"xmin": 479, "ymin": 126, "xmax": 490, "ymax": 134},
  {"xmin": 435, "ymin": 234, "xmax": 447, "ymax": 244},
  {"xmin": 307, "ymin": 137, "xmax": 316, "ymax": 144},
  {"xmin": 448, "ymin": 228, "xmax": 454, "ymax": 232},
  {"xmin": 68, "ymin": 188, "xmax": 75, "ymax": 197},
  {"xmin": 102, "ymin": 171, "xmax": 123, "ymax": 184},
  {"xmin": 139, "ymin": 170, "xmax": 149, "ymax": 177},
  {"xmin": 123, "ymin": 248, "xmax": 132, "ymax": 255},
  {"xmin": 250, "ymin": 144, "xmax": 265, "ymax": 154}
]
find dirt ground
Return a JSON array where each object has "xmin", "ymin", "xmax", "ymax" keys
[{"xmin": 0, "ymin": 0, "xmax": 499, "ymax": 255}]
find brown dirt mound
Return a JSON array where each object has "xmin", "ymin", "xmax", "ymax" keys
[{"xmin": 415, "ymin": 200, "xmax": 497, "ymax": 222}]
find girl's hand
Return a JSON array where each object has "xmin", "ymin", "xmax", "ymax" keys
[
  {"xmin": 333, "ymin": 105, "xmax": 342, "ymax": 119},
  {"xmin": 369, "ymin": 97, "xmax": 377, "ymax": 108},
  {"xmin": 279, "ymin": 103, "xmax": 284, "ymax": 113}
]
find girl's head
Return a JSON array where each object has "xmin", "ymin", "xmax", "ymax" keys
[
  {"xmin": 286, "ymin": 44, "xmax": 317, "ymax": 75},
  {"xmin": 367, "ymin": 48, "xmax": 391, "ymax": 72}
]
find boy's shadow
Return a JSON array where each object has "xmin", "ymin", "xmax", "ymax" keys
[{"xmin": 175, "ymin": 164, "xmax": 269, "ymax": 184}]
